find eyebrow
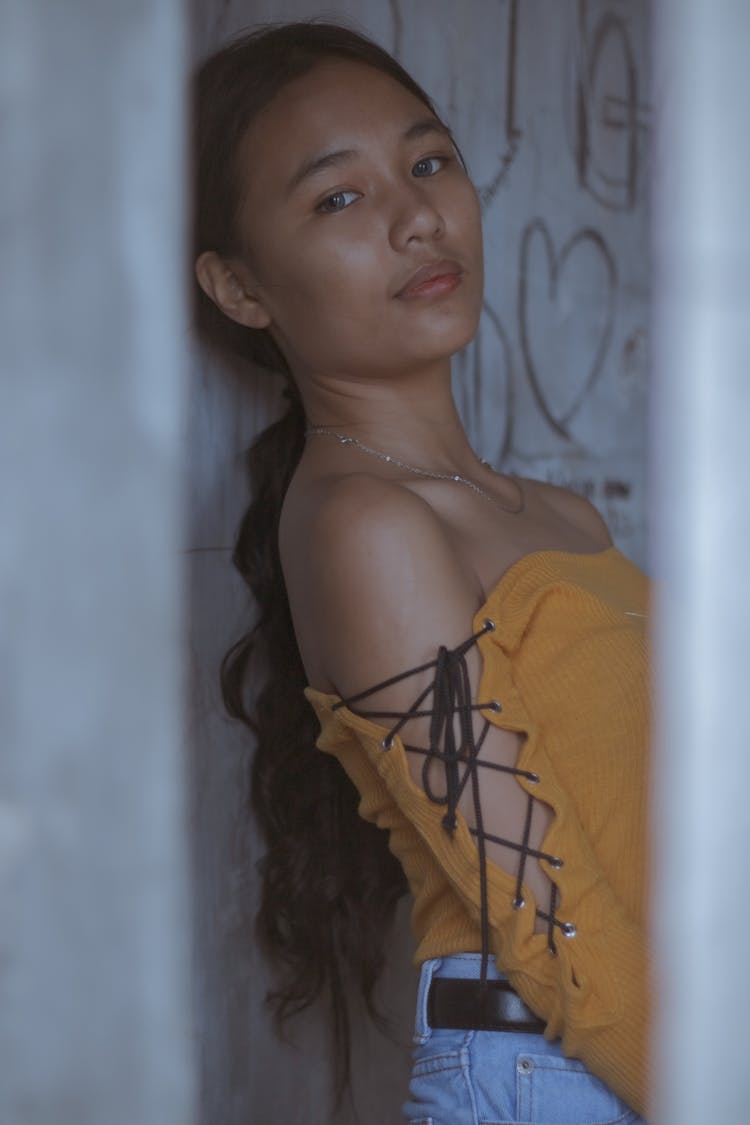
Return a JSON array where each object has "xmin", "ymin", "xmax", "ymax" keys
[{"xmin": 285, "ymin": 117, "xmax": 453, "ymax": 197}]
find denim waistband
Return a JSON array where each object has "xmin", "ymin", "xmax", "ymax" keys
[{"xmin": 413, "ymin": 953, "xmax": 508, "ymax": 1044}]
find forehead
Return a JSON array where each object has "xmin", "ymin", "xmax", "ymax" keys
[{"xmin": 237, "ymin": 57, "xmax": 435, "ymax": 190}]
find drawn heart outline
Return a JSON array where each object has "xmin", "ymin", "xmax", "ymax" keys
[{"xmin": 519, "ymin": 219, "xmax": 617, "ymax": 440}]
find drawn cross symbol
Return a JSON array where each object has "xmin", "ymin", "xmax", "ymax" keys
[
  {"xmin": 602, "ymin": 94, "xmax": 650, "ymax": 136},
  {"xmin": 577, "ymin": 10, "xmax": 651, "ymax": 211}
]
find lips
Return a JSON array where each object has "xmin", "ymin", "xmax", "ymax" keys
[{"xmin": 395, "ymin": 258, "xmax": 463, "ymax": 299}]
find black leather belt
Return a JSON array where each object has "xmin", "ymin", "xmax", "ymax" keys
[{"xmin": 428, "ymin": 977, "xmax": 546, "ymax": 1034}]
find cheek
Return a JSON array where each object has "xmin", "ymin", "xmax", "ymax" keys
[
  {"xmin": 260, "ymin": 238, "xmax": 391, "ymax": 367},
  {"xmin": 272, "ymin": 237, "xmax": 387, "ymax": 323},
  {"xmin": 308, "ymin": 230, "xmax": 384, "ymax": 291}
]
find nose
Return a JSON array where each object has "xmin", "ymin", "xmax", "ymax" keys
[{"xmin": 388, "ymin": 181, "xmax": 445, "ymax": 250}]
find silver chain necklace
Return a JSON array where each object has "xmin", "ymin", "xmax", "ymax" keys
[{"xmin": 305, "ymin": 428, "xmax": 525, "ymax": 515}]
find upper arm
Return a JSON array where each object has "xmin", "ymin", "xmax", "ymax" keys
[{"xmin": 303, "ymin": 475, "xmax": 482, "ymax": 699}]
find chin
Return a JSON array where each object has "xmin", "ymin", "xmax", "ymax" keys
[
  {"xmin": 427, "ymin": 305, "xmax": 482, "ymax": 358},
  {"xmin": 406, "ymin": 326, "xmax": 480, "ymax": 370},
  {"xmin": 453, "ymin": 313, "xmax": 481, "ymax": 353}
]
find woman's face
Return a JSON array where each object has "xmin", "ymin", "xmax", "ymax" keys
[{"xmin": 232, "ymin": 57, "xmax": 484, "ymax": 382}]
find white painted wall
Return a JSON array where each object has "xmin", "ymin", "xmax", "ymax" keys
[
  {"xmin": 187, "ymin": 3, "xmax": 650, "ymax": 1122},
  {"xmin": 0, "ymin": 3, "xmax": 194, "ymax": 1124},
  {"xmin": 651, "ymin": 2, "xmax": 750, "ymax": 1123}
]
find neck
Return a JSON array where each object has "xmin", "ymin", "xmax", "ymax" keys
[{"xmin": 298, "ymin": 359, "xmax": 478, "ymax": 474}]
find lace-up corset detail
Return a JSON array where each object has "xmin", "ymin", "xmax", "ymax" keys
[{"xmin": 331, "ymin": 616, "xmax": 576, "ymax": 986}]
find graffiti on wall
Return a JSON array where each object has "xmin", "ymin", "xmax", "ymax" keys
[
  {"xmin": 518, "ymin": 220, "xmax": 617, "ymax": 441},
  {"xmin": 576, "ymin": 0, "xmax": 651, "ymax": 212}
]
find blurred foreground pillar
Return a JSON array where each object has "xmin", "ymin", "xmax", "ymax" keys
[
  {"xmin": 651, "ymin": 2, "xmax": 750, "ymax": 1123},
  {"xmin": 0, "ymin": 3, "xmax": 194, "ymax": 1124}
]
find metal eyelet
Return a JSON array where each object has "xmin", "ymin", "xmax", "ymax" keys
[
  {"xmin": 562, "ymin": 922, "xmax": 577, "ymax": 938},
  {"xmin": 488, "ymin": 700, "xmax": 502, "ymax": 713},
  {"xmin": 549, "ymin": 857, "xmax": 564, "ymax": 870},
  {"xmin": 482, "ymin": 618, "xmax": 496, "ymax": 632},
  {"xmin": 512, "ymin": 896, "xmax": 526, "ymax": 910},
  {"xmin": 381, "ymin": 736, "xmax": 394, "ymax": 750},
  {"xmin": 527, "ymin": 772, "xmax": 540, "ymax": 785}
]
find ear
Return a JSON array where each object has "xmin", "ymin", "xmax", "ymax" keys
[{"xmin": 194, "ymin": 251, "xmax": 272, "ymax": 331}]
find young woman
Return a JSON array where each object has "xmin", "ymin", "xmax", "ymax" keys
[{"xmin": 194, "ymin": 22, "xmax": 651, "ymax": 1125}]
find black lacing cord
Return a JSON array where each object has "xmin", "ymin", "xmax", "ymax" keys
[{"xmin": 333, "ymin": 621, "xmax": 576, "ymax": 981}]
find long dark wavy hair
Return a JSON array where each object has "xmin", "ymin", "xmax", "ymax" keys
[{"xmin": 192, "ymin": 21, "xmax": 442, "ymax": 1101}]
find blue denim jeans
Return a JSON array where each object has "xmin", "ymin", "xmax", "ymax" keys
[{"xmin": 402, "ymin": 954, "xmax": 648, "ymax": 1125}]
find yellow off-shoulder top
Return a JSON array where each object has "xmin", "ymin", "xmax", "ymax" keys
[{"xmin": 304, "ymin": 546, "xmax": 651, "ymax": 1116}]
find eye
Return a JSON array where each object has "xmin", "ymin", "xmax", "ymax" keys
[
  {"xmin": 316, "ymin": 190, "xmax": 361, "ymax": 214},
  {"xmin": 412, "ymin": 155, "xmax": 448, "ymax": 178}
]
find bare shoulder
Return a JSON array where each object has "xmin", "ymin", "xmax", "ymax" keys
[
  {"xmin": 281, "ymin": 472, "xmax": 484, "ymax": 695},
  {"xmin": 523, "ymin": 476, "xmax": 613, "ymax": 549},
  {"xmin": 283, "ymin": 470, "xmax": 456, "ymax": 575}
]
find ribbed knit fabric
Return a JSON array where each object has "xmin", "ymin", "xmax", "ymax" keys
[{"xmin": 305, "ymin": 546, "xmax": 651, "ymax": 1117}]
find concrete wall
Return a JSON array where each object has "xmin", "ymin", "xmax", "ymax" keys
[
  {"xmin": 650, "ymin": 3, "xmax": 750, "ymax": 1123},
  {"xmin": 187, "ymin": 2, "xmax": 651, "ymax": 1122},
  {"xmin": 0, "ymin": 3, "xmax": 194, "ymax": 1124}
]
